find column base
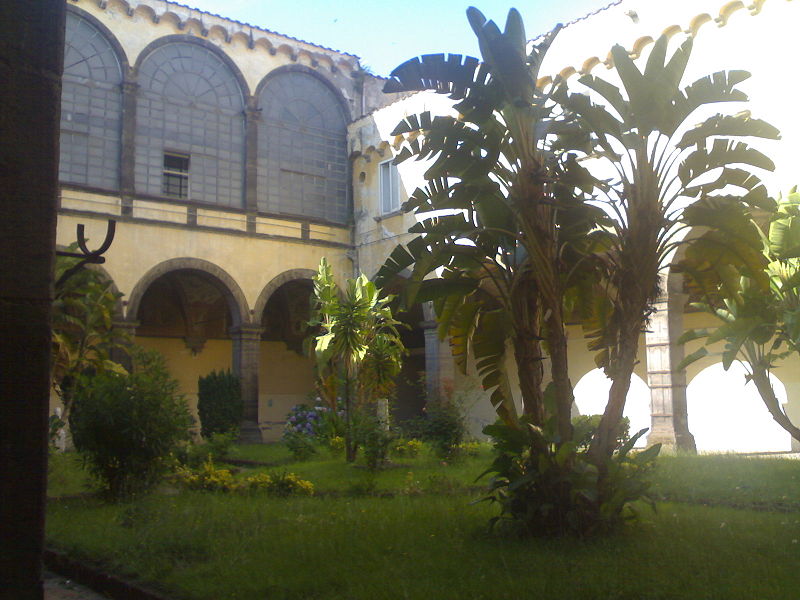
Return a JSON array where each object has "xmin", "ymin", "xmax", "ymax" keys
[
  {"xmin": 237, "ymin": 420, "xmax": 263, "ymax": 444},
  {"xmin": 647, "ymin": 429, "xmax": 696, "ymax": 454}
]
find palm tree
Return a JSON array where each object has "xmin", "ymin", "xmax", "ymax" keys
[{"xmin": 556, "ymin": 35, "xmax": 779, "ymax": 460}]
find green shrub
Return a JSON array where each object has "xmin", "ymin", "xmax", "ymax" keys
[
  {"xmin": 391, "ymin": 438, "xmax": 423, "ymax": 458},
  {"xmin": 176, "ymin": 460, "xmax": 237, "ymax": 492},
  {"xmin": 481, "ymin": 418, "xmax": 660, "ymax": 537},
  {"xmin": 419, "ymin": 399, "xmax": 466, "ymax": 459},
  {"xmin": 178, "ymin": 431, "xmax": 238, "ymax": 468},
  {"xmin": 359, "ymin": 417, "xmax": 394, "ymax": 470},
  {"xmin": 197, "ymin": 370, "xmax": 242, "ymax": 439},
  {"xmin": 284, "ymin": 431, "xmax": 318, "ymax": 461},
  {"xmin": 261, "ymin": 470, "xmax": 315, "ymax": 497},
  {"xmin": 572, "ymin": 414, "xmax": 630, "ymax": 450},
  {"xmin": 69, "ymin": 348, "xmax": 192, "ymax": 500}
]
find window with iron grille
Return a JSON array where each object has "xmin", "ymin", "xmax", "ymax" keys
[{"xmin": 163, "ymin": 152, "xmax": 190, "ymax": 199}]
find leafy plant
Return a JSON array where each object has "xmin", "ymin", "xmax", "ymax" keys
[
  {"xmin": 52, "ymin": 248, "xmax": 129, "ymax": 422},
  {"xmin": 556, "ymin": 34, "xmax": 779, "ymax": 460},
  {"xmin": 309, "ymin": 258, "xmax": 406, "ymax": 461},
  {"xmin": 677, "ymin": 188, "xmax": 800, "ymax": 442},
  {"xmin": 480, "ymin": 417, "xmax": 660, "ymax": 537},
  {"xmin": 69, "ymin": 347, "xmax": 192, "ymax": 500},
  {"xmin": 283, "ymin": 431, "xmax": 318, "ymax": 461},
  {"xmin": 197, "ymin": 370, "xmax": 242, "ymax": 439},
  {"xmin": 359, "ymin": 415, "xmax": 395, "ymax": 470},
  {"xmin": 391, "ymin": 438, "xmax": 423, "ymax": 458}
]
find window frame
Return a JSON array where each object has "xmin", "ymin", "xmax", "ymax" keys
[
  {"xmin": 162, "ymin": 151, "xmax": 190, "ymax": 199},
  {"xmin": 379, "ymin": 159, "xmax": 400, "ymax": 215}
]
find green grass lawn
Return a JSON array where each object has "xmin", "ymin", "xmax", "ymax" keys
[{"xmin": 46, "ymin": 447, "xmax": 800, "ymax": 600}]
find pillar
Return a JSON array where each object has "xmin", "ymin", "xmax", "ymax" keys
[
  {"xmin": 645, "ymin": 272, "xmax": 696, "ymax": 452},
  {"xmin": 230, "ymin": 324, "xmax": 263, "ymax": 441},
  {"xmin": 0, "ymin": 1, "xmax": 66, "ymax": 597},
  {"xmin": 119, "ymin": 71, "xmax": 138, "ymax": 214},
  {"xmin": 243, "ymin": 95, "xmax": 260, "ymax": 232},
  {"xmin": 422, "ymin": 314, "xmax": 454, "ymax": 401}
]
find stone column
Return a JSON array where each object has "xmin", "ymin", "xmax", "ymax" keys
[
  {"xmin": 229, "ymin": 324, "xmax": 263, "ymax": 441},
  {"xmin": 422, "ymin": 316, "xmax": 454, "ymax": 401},
  {"xmin": 0, "ymin": 2, "xmax": 66, "ymax": 597},
  {"xmin": 119, "ymin": 72, "xmax": 138, "ymax": 215},
  {"xmin": 645, "ymin": 272, "xmax": 696, "ymax": 452},
  {"xmin": 243, "ymin": 96, "xmax": 260, "ymax": 232}
]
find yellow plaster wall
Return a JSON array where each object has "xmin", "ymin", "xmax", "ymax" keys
[
  {"xmin": 56, "ymin": 212, "xmax": 352, "ymax": 319},
  {"xmin": 134, "ymin": 336, "xmax": 232, "ymax": 429},
  {"xmin": 257, "ymin": 341, "xmax": 316, "ymax": 442}
]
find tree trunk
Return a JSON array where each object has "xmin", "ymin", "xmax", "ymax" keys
[
  {"xmin": 589, "ymin": 324, "xmax": 640, "ymax": 463},
  {"xmin": 344, "ymin": 376, "xmax": 356, "ymax": 463},
  {"xmin": 513, "ymin": 333, "xmax": 544, "ymax": 423},
  {"xmin": 751, "ymin": 365, "xmax": 800, "ymax": 443},
  {"xmin": 547, "ymin": 311, "xmax": 574, "ymax": 443}
]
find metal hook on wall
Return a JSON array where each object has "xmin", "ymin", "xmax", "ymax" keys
[{"xmin": 55, "ymin": 220, "xmax": 117, "ymax": 289}]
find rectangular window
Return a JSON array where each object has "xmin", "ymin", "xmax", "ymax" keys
[
  {"xmin": 163, "ymin": 152, "xmax": 190, "ymax": 199},
  {"xmin": 379, "ymin": 159, "xmax": 400, "ymax": 215}
]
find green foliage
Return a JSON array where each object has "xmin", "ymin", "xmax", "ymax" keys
[
  {"xmin": 480, "ymin": 418, "xmax": 660, "ymax": 537},
  {"xmin": 175, "ymin": 462, "xmax": 314, "ymax": 496},
  {"xmin": 178, "ymin": 432, "xmax": 238, "ymax": 468},
  {"xmin": 197, "ymin": 370, "xmax": 242, "ymax": 439},
  {"xmin": 69, "ymin": 347, "xmax": 192, "ymax": 500},
  {"xmin": 52, "ymin": 248, "xmax": 129, "ymax": 419},
  {"xmin": 309, "ymin": 258, "xmax": 406, "ymax": 461},
  {"xmin": 391, "ymin": 438, "xmax": 423, "ymax": 458},
  {"xmin": 358, "ymin": 416, "xmax": 395, "ymax": 470},
  {"xmin": 283, "ymin": 432, "xmax": 318, "ymax": 461},
  {"xmin": 677, "ymin": 188, "xmax": 800, "ymax": 442},
  {"xmin": 420, "ymin": 399, "xmax": 467, "ymax": 459}
]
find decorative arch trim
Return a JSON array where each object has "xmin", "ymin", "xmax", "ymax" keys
[
  {"xmin": 132, "ymin": 34, "xmax": 251, "ymax": 97},
  {"xmin": 66, "ymin": 4, "xmax": 131, "ymax": 72},
  {"xmin": 125, "ymin": 258, "xmax": 249, "ymax": 327},
  {"xmin": 254, "ymin": 64, "xmax": 351, "ymax": 121},
  {"xmin": 253, "ymin": 268, "xmax": 317, "ymax": 319}
]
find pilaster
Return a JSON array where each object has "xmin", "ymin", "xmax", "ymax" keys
[
  {"xmin": 229, "ymin": 324, "xmax": 263, "ymax": 440},
  {"xmin": 645, "ymin": 273, "xmax": 696, "ymax": 452},
  {"xmin": 243, "ymin": 95, "xmax": 260, "ymax": 231},
  {"xmin": 119, "ymin": 72, "xmax": 138, "ymax": 215}
]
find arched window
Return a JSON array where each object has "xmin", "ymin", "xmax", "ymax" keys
[
  {"xmin": 135, "ymin": 42, "xmax": 245, "ymax": 207},
  {"xmin": 258, "ymin": 71, "xmax": 348, "ymax": 223},
  {"xmin": 60, "ymin": 11, "xmax": 123, "ymax": 190}
]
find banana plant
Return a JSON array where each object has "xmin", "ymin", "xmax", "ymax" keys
[
  {"xmin": 555, "ymin": 34, "xmax": 780, "ymax": 459},
  {"xmin": 677, "ymin": 189, "xmax": 800, "ymax": 443},
  {"xmin": 378, "ymin": 8, "xmax": 606, "ymax": 440},
  {"xmin": 309, "ymin": 258, "xmax": 406, "ymax": 461}
]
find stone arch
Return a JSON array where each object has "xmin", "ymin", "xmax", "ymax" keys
[
  {"xmin": 60, "ymin": 6, "xmax": 127, "ymax": 191},
  {"xmin": 573, "ymin": 369, "xmax": 652, "ymax": 447},
  {"xmin": 126, "ymin": 258, "xmax": 248, "ymax": 327},
  {"xmin": 132, "ymin": 35, "xmax": 250, "ymax": 97},
  {"xmin": 255, "ymin": 67, "xmax": 350, "ymax": 223},
  {"xmin": 253, "ymin": 268, "xmax": 317, "ymax": 319},
  {"xmin": 65, "ymin": 4, "xmax": 131, "ymax": 71},
  {"xmin": 133, "ymin": 36, "xmax": 248, "ymax": 207},
  {"xmin": 686, "ymin": 362, "xmax": 792, "ymax": 452},
  {"xmin": 255, "ymin": 65, "xmax": 350, "ymax": 118}
]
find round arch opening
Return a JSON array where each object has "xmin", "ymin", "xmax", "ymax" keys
[
  {"xmin": 573, "ymin": 369, "xmax": 651, "ymax": 447},
  {"xmin": 686, "ymin": 362, "xmax": 791, "ymax": 453}
]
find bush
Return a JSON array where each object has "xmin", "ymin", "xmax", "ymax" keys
[
  {"xmin": 481, "ymin": 418, "xmax": 660, "ymax": 537},
  {"xmin": 416, "ymin": 399, "xmax": 467, "ymax": 459},
  {"xmin": 69, "ymin": 348, "xmax": 192, "ymax": 500},
  {"xmin": 284, "ymin": 431, "xmax": 318, "ymax": 461},
  {"xmin": 391, "ymin": 438, "xmax": 423, "ymax": 458},
  {"xmin": 176, "ymin": 459, "xmax": 237, "ymax": 492},
  {"xmin": 176, "ymin": 462, "xmax": 314, "ymax": 496},
  {"xmin": 178, "ymin": 431, "xmax": 237, "ymax": 468},
  {"xmin": 197, "ymin": 370, "xmax": 242, "ymax": 439},
  {"xmin": 359, "ymin": 416, "xmax": 394, "ymax": 470},
  {"xmin": 284, "ymin": 403, "xmax": 343, "ymax": 442}
]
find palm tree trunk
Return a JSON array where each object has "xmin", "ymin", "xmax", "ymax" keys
[
  {"xmin": 547, "ymin": 311, "xmax": 574, "ymax": 443},
  {"xmin": 589, "ymin": 325, "xmax": 640, "ymax": 462},
  {"xmin": 751, "ymin": 365, "xmax": 800, "ymax": 443},
  {"xmin": 513, "ymin": 333, "xmax": 544, "ymax": 424}
]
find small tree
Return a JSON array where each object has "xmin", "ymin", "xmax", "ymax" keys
[
  {"xmin": 197, "ymin": 369, "xmax": 243, "ymax": 439},
  {"xmin": 309, "ymin": 258, "xmax": 405, "ymax": 462},
  {"xmin": 69, "ymin": 347, "xmax": 192, "ymax": 499}
]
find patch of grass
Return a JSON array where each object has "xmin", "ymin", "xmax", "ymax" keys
[
  {"xmin": 47, "ymin": 494, "xmax": 800, "ymax": 600},
  {"xmin": 47, "ymin": 451, "xmax": 93, "ymax": 497},
  {"xmin": 653, "ymin": 454, "xmax": 800, "ymax": 510},
  {"xmin": 226, "ymin": 443, "xmax": 293, "ymax": 464}
]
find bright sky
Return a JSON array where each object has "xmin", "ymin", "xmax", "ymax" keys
[{"xmin": 180, "ymin": 0, "xmax": 610, "ymax": 76}]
